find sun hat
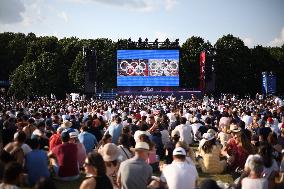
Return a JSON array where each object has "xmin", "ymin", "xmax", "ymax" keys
[
  {"xmin": 207, "ymin": 129, "xmax": 216, "ymax": 136},
  {"xmin": 102, "ymin": 143, "xmax": 120, "ymax": 162},
  {"xmin": 173, "ymin": 147, "xmax": 186, "ymax": 156},
  {"xmin": 171, "ymin": 129, "xmax": 180, "ymax": 138},
  {"xmin": 134, "ymin": 142, "xmax": 150, "ymax": 151},
  {"xmin": 199, "ymin": 133, "xmax": 215, "ymax": 149},
  {"xmin": 202, "ymin": 133, "xmax": 215, "ymax": 141},
  {"xmin": 61, "ymin": 120, "xmax": 72, "ymax": 129},
  {"xmin": 230, "ymin": 124, "xmax": 241, "ymax": 133}
]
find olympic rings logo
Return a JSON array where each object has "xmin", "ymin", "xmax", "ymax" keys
[
  {"xmin": 149, "ymin": 60, "xmax": 178, "ymax": 76},
  {"xmin": 118, "ymin": 59, "xmax": 178, "ymax": 76},
  {"xmin": 119, "ymin": 60, "xmax": 147, "ymax": 75}
]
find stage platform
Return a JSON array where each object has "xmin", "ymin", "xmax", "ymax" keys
[{"xmin": 95, "ymin": 88, "xmax": 202, "ymax": 100}]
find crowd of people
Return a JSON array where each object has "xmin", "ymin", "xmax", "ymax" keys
[{"xmin": 0, "ymin": 93, "xmax": 284, "ymax": 189}]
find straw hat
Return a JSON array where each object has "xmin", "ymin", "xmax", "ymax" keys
[
  {"xmin": 134, "ymin": 142, "xmax": 150, "ymax": 151},
  {"xmin": 102, "ymin": 143, "xmax": 120, "ymax": 162},
  {"xmin": 61, "ymin": 120, "xmax": 72, "ymax": 129}
]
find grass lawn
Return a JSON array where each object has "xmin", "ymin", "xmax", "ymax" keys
[{"xmin": 22, "ymin": 170, "xmax": 234, "ymax": 189}]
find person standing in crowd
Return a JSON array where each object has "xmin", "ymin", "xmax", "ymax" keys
[
  {"xmin": 48, "ymin": 131, "xmax": 80, "ymax": 181},
  {"xmin": 105, "ymin": 116, "xmax": 123, "ymax": 145},
  {"xmin": 69, "ymin": 131, "xmax": 87, "ymax": 170},
  {"xmin": 0, "ymin": 162, "xmax": 23, "ymax": 189},
  {"xmin": 23, "ymin": 118, "xmax": 37, "ymax": 139},
  {"xmin": 25, "ymin": 138, "xmax": 50, "ymax": 186},
  {"xmin": 160, "ymin": 147, "xmax": 198, "ymax": 189},
  {"xmin": 101, "ymin": 143, "xmax": 120, "ymax": 188},
  {"xmin": 4, "ymin": 131, "xmax": 27, "ymax": 165},
  {"xmin": 117, "ymin": 142, "xmax": 152, "ymax": 189},
  {"xmin": 134, "ymin": 124, "xmax": 151, "ymax": 143},
  {"xmin": 49, "ymin": 127, "xmax": 64, "ymax": 151},
  {"xmin": 79, "ymin": 125, "xmax": 98, "ymax": 154},
  {"xmin": 80, "ymin": 152, "xmax": 113, "ymax": 189},
  {"xmin": 117, "ymin": 134, "xmax": 133, "ymax": 162}
]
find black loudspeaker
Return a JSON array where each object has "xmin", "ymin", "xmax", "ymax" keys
[{"xmin": 83, "ymin": 48, "xmax": 97, "ymax": 94}]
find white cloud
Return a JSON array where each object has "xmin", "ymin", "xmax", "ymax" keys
[
  {"xmin": 69, "ymin": 0, "xmax": 178, "ymax": 11},
  {"xmin": 243, "ymin": 37, "xmax": 254, "ymax": 48},
  {"xmin": 21, "ymin": 0, "xmax": 45, "ymax": 27},
  {"xmin": 269, "ymin": 27, "xmax": 284, "ymax": 47},
  {"xmin": 58, "ymin": 11, "xmax": 69, "ymax": 22},
  {"xmin": 165, "ymin": 0, "xmax": 178, "ymax": 10},
  {"xmin": 0, "ymin": 0, "xmax": 25, "ymax": 24}
]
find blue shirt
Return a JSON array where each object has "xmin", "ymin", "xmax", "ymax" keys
[
  {"xmin": 78, "ymin": 131, "xmax": 98, "ymax": 153},
  {"xmin": 25, "ymin": 149, "xmax": 50, "ymax": 185},
  {"xmin": 107, "ymin": 123, "xmax": 123, "ymax": 144}
]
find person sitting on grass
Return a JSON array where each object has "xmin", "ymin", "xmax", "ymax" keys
[
  {"xmin": 160, "ymin": 147, "xmax": 198, "ymax": 189},
  {"xmin": 241, "ymin": 155, "xmax": 268, "ymax": 189},
  {"xmin": 198, "ymin": 132, "xmax": 226, "ymax": 174}
]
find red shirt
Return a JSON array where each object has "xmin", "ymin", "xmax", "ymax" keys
[
  {"xmin": 227, "ymin": 139, "xmax": 249, "ymax": 169},
  {"xmin": 52, "ymin": 143, "xmax": 79, "ymax": 177},
  {"xmin": 49, "ymin": 133, "xmax": 62, "ymax": 151}
]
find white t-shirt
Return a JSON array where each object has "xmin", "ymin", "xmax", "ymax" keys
[
  {"xmin": 241, "ymin": 177, "xmax": 268, "ymax": 189},
  {"xmin": 174, "ymin": 124, "xmax": 192, "ymax": 145},
  {"xmin": 275, "ymin": 97, "xmax": 284, "ymax": 107},
  {"xmin": 245, "ymin": 155, "xmax": 279, "ymax": 178},
  {"xmin": 161, "ymin": 160, "xmax": 198, "ymax": 189},
  {"xmin": 190, "ymin": 123, "xmax": 203, "ymax": 141},
  {"xmin": 133, "ymin": 130, "xmax": 151, "ymax": 142},
  {"xmin": 117, "ymin": 145, "xmax": 133, "ymax": 162},
  {"xmin": 21, "ymin": 143, "xmax": 32, "ymax": 155},
  {"xmin": 242, "ymin": 115, "xmax": 253, "ymax": 128},
  {"xmin": 167, "ymin": 112, "xmax": 176, "ymax": 123}
]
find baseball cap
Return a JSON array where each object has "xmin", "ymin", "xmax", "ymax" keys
[{"xmin": 173, "ymin": 147, "xmax": 186, "ymax": 156}]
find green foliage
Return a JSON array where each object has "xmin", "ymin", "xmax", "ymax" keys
[
  {"xmin": 69, "ymin": 51, "xmax": 84, "ymax": 92},
  {"xmin": 180, "ymin": 36, "xmax": 213, "ymax": 88},
  {"xmin": 9, "ymin": 52, "xmax": 66, "ymax": 98},
  {"xmin": 214, "ymin": 34, "xmax": 252, "ymax": 93},
  {"xmin": 1, "ymin": 32, "xmax": 284, "ymax": 97}
]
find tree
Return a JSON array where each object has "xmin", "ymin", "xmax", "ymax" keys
[
  {"xmin": 0, "ymin": 32, "xmax": 28, "ymax": 80},
  {"xmin": 267, "ymin": 46, "xmax": 284, "ymax": 93},
  {"xmin": 9, "ymin": 63, "xmax": 34, "ymax": 98},
  {"xmin": 69, "ymin": 51, "xmax": 84, "ymax": 92},
  {"xmin": 180, "ymin": 36, "xmax": 213, "ymax": 88},
  {"xmin": 9, "ymin": 52, "xmax": 66, "ymax": 98},
  {"xmin": 214, "ymin": 34, "xmax": 251, "ymax": 94}
]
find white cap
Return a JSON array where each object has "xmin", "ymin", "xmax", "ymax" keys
[{"xmin": 173, "ymin": 147, "xmax": 186, "ymax": 156}]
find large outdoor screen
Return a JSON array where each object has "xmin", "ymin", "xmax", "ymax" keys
[{"xmin": 117, "ymin": 50, "xmax": 179, "ymax": 86}]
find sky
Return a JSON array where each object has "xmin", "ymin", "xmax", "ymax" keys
[{"xmin": 0, "ymin": 0, "xmax": 284, "ymax": 47}]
